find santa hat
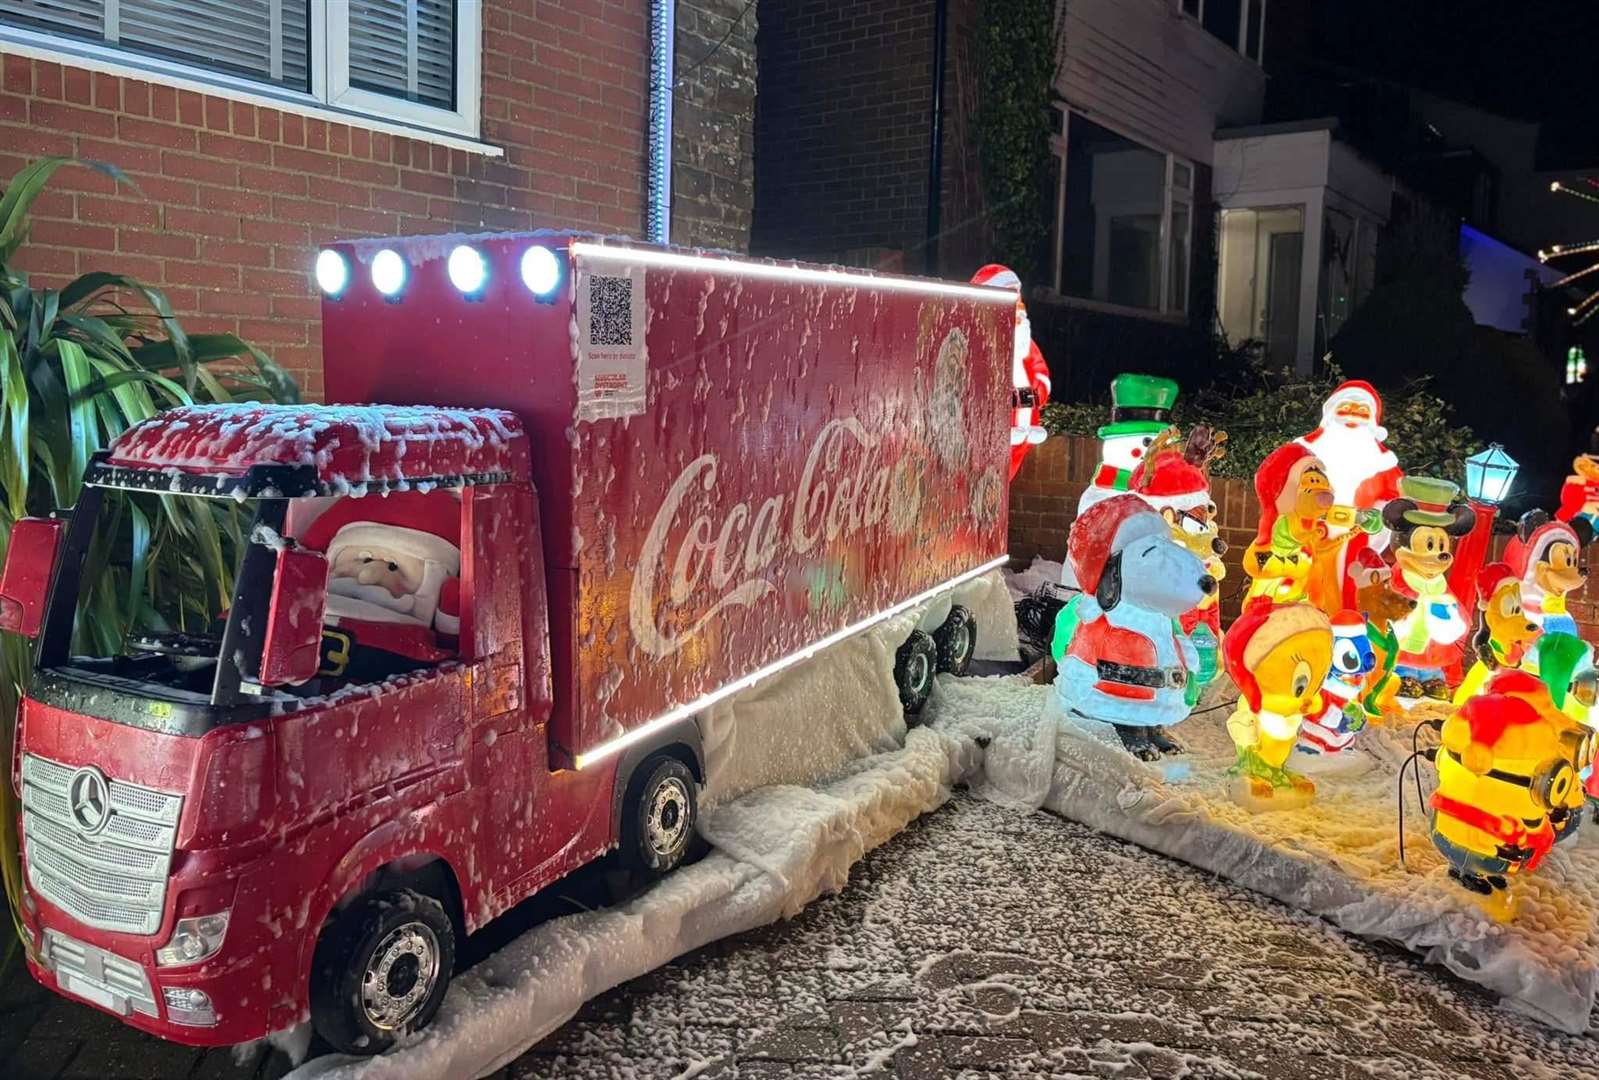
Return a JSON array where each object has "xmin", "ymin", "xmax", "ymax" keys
[
  {"xmin": 1251, "ymin": 443, "xmax": 1321, "ymax": 546},
  {"xmin": 1477, "ymin": 562, "xmax": 1516, "ymax": 604},
  {"xmin": 971, "ymin": 264, "xmax": 1021, "ymax": 292},
  {"xmin": 1222, "ymin": 597, "xmax": 1331, "ymax": 711},
  {"xmin": 302, "ymin": 490, "xmax": 462, "ymax": 634},
  {"xmin": 1067, "ymin": 494, "xmax": 1168, "ymax": 620},
  {"xmin": 1444, "ymin": 676, "xmax": 1546, "ymax": 769},
  {"xmin": 1320, "ymin": 380, "xmax": 1387, "ymax": 441},
  {"xmin": 1131, "ymin": 453, "xmax": 1210, "ymax": 513},
  {"xmin": 1330, "ymin": 609, "xmax": 1367, "ymax": 639}
]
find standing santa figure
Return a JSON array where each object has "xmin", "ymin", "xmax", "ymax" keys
[
  {"xmin": 971, "ymin": 264, "xmax": 1052, "ymax": 480},
  {"xmin": 1296, "ymin": 380, "xmax": 1404, "ymax": 517}
]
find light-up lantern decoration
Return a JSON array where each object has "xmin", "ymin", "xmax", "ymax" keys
[{"xmin": 1464, "ymin": 444, "xmax": 1520, "ymax": 508}]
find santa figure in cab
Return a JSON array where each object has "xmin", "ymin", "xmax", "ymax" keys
[
  {"xmin": 301, "ymin": 490, "xmax": 463, "ymax": 638},
  {"xmin": 971, "ymin": 264, "xmax": 1051, "ymax": 480},
  {"xmin": 1296, "ymin": 380, "xmax": 1403, "ymax": 515}
]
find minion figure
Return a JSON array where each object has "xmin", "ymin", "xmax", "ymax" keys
[
  {"xmin": 1430, "ymin": 669, "xmax": 1584, "ymax": 914},
  {"xmin": 1222, "ymin": 597, "xmax": 1334, "ymax": 804}
]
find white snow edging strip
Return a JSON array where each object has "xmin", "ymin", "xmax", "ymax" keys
[
  {"xmin": 1035, "ymin": 685, "xmax": 1599, "ymax": 1034},
  {"xmin": 285, "ymin": 725, "xmax": 986, "ymax": 1080}
]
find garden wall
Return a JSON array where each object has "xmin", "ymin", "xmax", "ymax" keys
[{"xmin": 1008, "ymin": 434, "xmax": 1599, "ymax": 643}]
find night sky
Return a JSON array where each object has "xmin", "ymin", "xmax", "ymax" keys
[{"xmin": 1311, "ymin": 0, "xmax": 1598, "ymax": 166}]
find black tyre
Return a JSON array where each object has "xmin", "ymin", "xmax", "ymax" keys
[
  {"xmin": 894, "ymin": 630, "xmax": 938, "ymax": 714},
  {"xmin": 309, "ymin": 888, "xmax": 455, "ymax": 1055},
  {"xmin": 932, "ymin": 605, "xmax": 977, "ymax": 676},
  {"xmin": 621, "ymin": 755, "xmax": 699, "ymax": 876}
]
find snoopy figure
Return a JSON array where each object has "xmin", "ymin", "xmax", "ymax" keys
[{"xmin": 1054, "ymin": 494, "xmax": 1217, "ymax": 759}]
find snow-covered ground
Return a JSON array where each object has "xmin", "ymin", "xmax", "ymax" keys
[{"xmin": 1011, "ymin": 673, "xmax": 1599, "ymax": 1034}]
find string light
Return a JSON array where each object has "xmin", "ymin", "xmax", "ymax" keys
[
  {"xmin": 1551, "ymin": 262, "xmax": 1599, "ymax": 290},
  {"xmin": 1552, "ymin": 181, "xmax": 1599, "ymax": 207},
  {"xmin": 1543, "ymin": 177, "xmax": 1599, "ymax": 326}
]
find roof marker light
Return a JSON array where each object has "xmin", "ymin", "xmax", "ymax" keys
[
  {"xmin": 314, "ymin": 250, "xmax": 349, "ymax": 297},
  {"xmin": 521, "ymin": 246, "xmax": 562, "ymax": 299},
  {"xmin": 572, "ymin": 554, "xmax": 1011, "ymax": 769},
  {"xmin": 371, "ymin": 249, "xmax": 407, "ymax": 298},
  {"xmin": 448, "ymin": 245, "xmax": 488, "ymax": 295}
]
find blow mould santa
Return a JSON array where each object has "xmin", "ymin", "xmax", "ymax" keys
[
  {"xmin": 301, "ymin": 490, "xmax": 462, "ymax": 638},
  {"xmin": 971, "ymin": 264, "xmax": 1051, "ymax": 480},
  {"xmin": 1296, "ymin": 380, "xmax": 1404, "ymax": 513}
]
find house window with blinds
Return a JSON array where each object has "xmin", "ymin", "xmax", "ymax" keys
[{"xmin": 0, "ymin": 1, "xmax": 481, "ymax": 140}]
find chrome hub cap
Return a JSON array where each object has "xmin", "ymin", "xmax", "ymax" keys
[
  {"xmin": 908, "ymin": 651, "xmax": 931, "ymax": 691},
  {"xmin": 361, "ymin": 923, "xmax": 439, "ymax": 1031},
  {"xmin": 646, "ymin": 777, "xmax": 691, "ymax": 858}
]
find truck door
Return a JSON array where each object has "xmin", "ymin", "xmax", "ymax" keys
[{"xmin": 462, "ymin": 485, "xmax": 551, "ymax": 890}]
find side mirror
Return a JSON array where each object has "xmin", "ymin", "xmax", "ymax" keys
[
  {"xmin": 258, "ymin": 546, "xmax": 330, "ymax": 686},
  {"xmin": 0, "ymin": 518, "xmax": 65, "ymax": 638}
]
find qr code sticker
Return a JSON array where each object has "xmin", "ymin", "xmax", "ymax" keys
[{"xmin": 588, "ymin": 275, "xmax": 634, "ymax": 346}]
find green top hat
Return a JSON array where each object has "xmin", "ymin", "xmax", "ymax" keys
[
  {"xmin": 1397, "ymin": 476, "xmax": 1462, "ymax": 527},
  {"xmin": 1098, "ymin": 373, "xmax": 1180, "ymax": 439}
]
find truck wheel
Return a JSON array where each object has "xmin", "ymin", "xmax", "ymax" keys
[
  {"xmin": 895, "ymin": 630, "xmax": 938, "ymax": 714},
  {"xmin": 933, "ymin": 605, "xmax": 977, "ymax": 676},
  {"xmin": 622, "ymin": 756, "xmax": 699, "ymax": 876},
  {"xmin": 309, "ymin": 888, "xmax": 455, "ymax": 1055}
]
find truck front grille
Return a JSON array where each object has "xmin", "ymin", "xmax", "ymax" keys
[{"xmin": 21, "ymin": 754, "xmax": 181, "ymax": 937}]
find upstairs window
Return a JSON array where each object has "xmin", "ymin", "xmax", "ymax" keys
[
  {"xmin": 1184, "ymin": 0, "xmax": 1265, "ymax": 64},
  {"xmin": 0, "ymin": 1, "xmax": 480, "ymax": 139}
]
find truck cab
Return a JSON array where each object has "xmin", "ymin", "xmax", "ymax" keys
[{"xmin": 6, "ymin": 403, "xmax": 700, "ymax": 1052}]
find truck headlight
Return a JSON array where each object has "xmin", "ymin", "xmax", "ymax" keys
[{"xmin": 156, "ymin": 913, "xmax": 230, "ymax": 967}]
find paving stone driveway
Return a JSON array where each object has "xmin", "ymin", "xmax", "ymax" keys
[{"xmin": 6, "ymin": 792, "xmax": 1598, "ymax": 1079}]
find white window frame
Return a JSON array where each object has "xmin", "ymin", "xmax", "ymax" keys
[
  {"xmin": 1178, "ymin": 0, "xmax": 1204, "ymax": 20},
  {"xmin": 0, "ymin": 1, "xmax": 492, "ymax": 154},
  {"xmin": 1049, "ymin": 106, "xmax": 1194, "ymax": 319},
  {"xmin": 1238, "ymin": 0, "xmax": 1267, "ymax": 65}
]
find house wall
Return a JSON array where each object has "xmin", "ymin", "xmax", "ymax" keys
[
  {"xmin": 673, "ymin": 0, "xmax": 758, "ymax": 250},
  {"xmin": 1057, "ymin": 0, "xmax": 1265, "ymax": 166},
  {"xmin": 751, "ymin": 0, "xmax": 941, "ymax": 270},
  {"xmin": 0, "ymin": 1, "xmax": 654, "ymax": 399},
  {"xmin": 1008, "ymin": 434, "xmax": 1599, "ymax": 645}
]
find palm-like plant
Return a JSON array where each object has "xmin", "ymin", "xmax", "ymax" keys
[{"xmin": 0, "ymin": 157, "xmax": 298, "ymax": 965}]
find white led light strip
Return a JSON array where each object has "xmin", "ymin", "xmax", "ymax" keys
[
  {"xmin": 573, "ymin": 554, "xmax": 1012, "ymax": 769},
  {"xmin": 570, "ymin": 242, "xmax": 1018, "ymax": 305}
]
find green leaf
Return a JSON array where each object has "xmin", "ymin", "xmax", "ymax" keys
[
  {"xmin": 54, "ymin": 339, "xmax": 98, "ymax": 505},
  {"xmin": 0, "ymin": 330, "xmax": 28, "ymax": 522},
  {"xmin": 0, "ymin": 158, "xmax": 130, "ymax": 264}
]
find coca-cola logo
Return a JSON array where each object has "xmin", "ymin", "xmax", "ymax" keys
[{"xmin": 630, "ymin": 417, "xmax": 924, "ymax": 658}]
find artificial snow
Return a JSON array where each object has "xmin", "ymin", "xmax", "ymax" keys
[{"xmin": 1030, "ymin": 678, "xmax": 1599, "ymax": 1034}]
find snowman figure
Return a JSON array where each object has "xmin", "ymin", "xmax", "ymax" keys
[{"xmin": 1078, "ymin": 373, "xmax": 1179, "ymax": 516}]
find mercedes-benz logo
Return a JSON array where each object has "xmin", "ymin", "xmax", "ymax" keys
[{"xmin": 68, "ymin": 766, "xmax": 111, "ymax": 837}]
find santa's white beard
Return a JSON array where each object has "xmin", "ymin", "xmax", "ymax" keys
[
  {"xmin": 328, "ymin": 576, "xmax": 418, "ymax": 616},
  {"xmin": 1308, "ymin": 423, "xmax": 1394, "ymax": 504},
  {"xmin": 1012, "ymin": 315, "xmax": 1032, "ymax": 386}
]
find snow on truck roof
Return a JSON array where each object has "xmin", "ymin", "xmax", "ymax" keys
[{"xmin": 88, "ymin": 403, "xmax": 530, "ymax": 498}]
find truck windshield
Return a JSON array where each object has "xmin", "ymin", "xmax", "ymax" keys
[{"xmin": 33, "ymin": 485, "xmax": 281, "ymax": 725}]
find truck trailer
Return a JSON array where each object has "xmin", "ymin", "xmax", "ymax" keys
[{"xmin": 3, "ymin": 233, "xmax": 1015, "ymax": 1053}]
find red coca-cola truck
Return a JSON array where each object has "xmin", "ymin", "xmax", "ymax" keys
[{"xmin": 3, "ymin": 233, "xmax": 1013, "ymax": 1053}]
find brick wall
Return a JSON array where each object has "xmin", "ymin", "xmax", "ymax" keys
[
  {"xmin": 752, "ymin": 0, "xmax": 943, "ymax": 269},
  {"xmin": 672, "ymin": 0, "xmax": 758, "ymax": 250},
  {"xmin": 1007, "ymin": 434, "xmax": 1599, "ymax": 643},
  {"xmin": 0, "ymin": 0, "xmax": 650, "ymax": 398}
]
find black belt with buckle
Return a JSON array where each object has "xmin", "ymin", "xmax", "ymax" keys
[
  {"xmin": 1012, "ymin": 387, "xmax": 1038, "ymax": 408},
  {"xmin": 1096, "ymin": 659, "xmax": 1186, "ymax": 690}
]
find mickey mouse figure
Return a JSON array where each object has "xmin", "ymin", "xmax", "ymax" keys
[{"xmin": 1383, "ymin": 476, "xmax": 1477, "ymax": 702}]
